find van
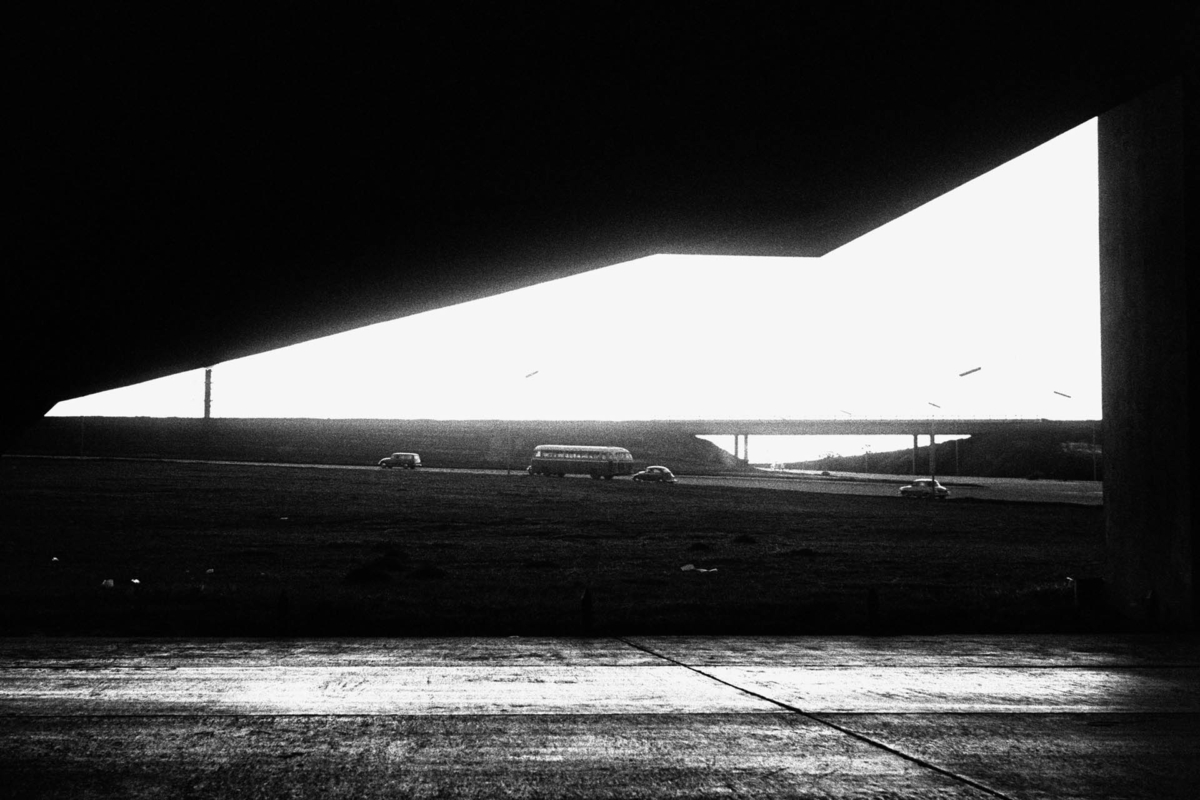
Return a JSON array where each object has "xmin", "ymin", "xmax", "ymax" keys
[{"xmin": 378, "ymin": 452, "xmax": 422, "ymax": 469}]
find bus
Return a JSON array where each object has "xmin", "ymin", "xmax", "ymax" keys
[{"xmin": 527, "ymin": 444, "xmax": 635, "ymax": 479}]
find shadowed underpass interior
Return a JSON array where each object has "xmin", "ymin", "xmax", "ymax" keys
[{"xmin": 7, "ymin": 6, "xmax": 1196, "ymax": 797}]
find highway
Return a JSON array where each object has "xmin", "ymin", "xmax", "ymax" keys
[
  {"xmin": 681, "ymin": 470, "xmax": 1103, "ymax": 505},
  {"xmin": 8, "ymin": 455, "xmax": 1103, "ymax": 505},
  {"xmin": 239, "ymin": 461, "xmax": 1106, "ymax": 506}
]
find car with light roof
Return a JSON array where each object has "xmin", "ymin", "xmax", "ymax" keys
[
  {"xmin": 632, "ymin": 465, "xmax": 677, "ymax": 483},
  {"xmin": 899, "ymin": 478, "xmax": 948, "ymax": 499}
]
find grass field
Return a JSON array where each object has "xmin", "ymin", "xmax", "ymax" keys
[{"xmin": 1, "ymin": 457, "xmax": 1108, "ymax": 636}]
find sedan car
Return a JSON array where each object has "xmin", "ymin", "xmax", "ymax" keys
[
  {"xmin": 899, "ymin": 478, "xmax": 949, "ymax": 499},
  {"xmin": 632, "ymin": 466, "xmax": 677, "ymax": 483}
]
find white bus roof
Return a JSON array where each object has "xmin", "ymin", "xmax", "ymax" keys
[{"xmin": 533, "ymin": 444, "xmax": 631, "ymax": 453}]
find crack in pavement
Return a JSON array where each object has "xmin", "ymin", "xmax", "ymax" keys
[{"xmin": 616, "ymin": 636, "xmax": 1018, "ymax": 800}]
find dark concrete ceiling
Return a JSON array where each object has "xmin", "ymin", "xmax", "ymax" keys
[{"xmin": 8, "ymin": 3, "xmax": 1197, "ymax": 437}]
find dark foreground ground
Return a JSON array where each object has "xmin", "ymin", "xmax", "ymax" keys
[
  {"xmin": 2, "ymin": 636, "xmax": 1198, "ymax": 799},
  {"xmin": 2, "ymin": 457, "xmax": 1108, "ymax": 636}
]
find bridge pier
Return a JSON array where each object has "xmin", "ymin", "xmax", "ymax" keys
[
  {"xmin": 732, "ymin": 433, "xmax": 750, "ymax": 464},
  {"xmin": 1099, "ymin": 75, "xmax": 1196, "ymax": 629}
]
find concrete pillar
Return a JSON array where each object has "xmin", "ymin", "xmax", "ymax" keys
[
  {"xmin": 203, "ymin": 368, "xmax": 212, "ymax": 420},
  {"xmin": 929, "ymin": 430, "xmax": 936, "ymax": 481},
  {"xmin": 743, "ymin": 434, "xmax": 749, "ymax": 464},
  {"xmin": 1099, "ymin": 73, "xmax": 1196, "ymax": 629},
  {"xmin": 912, "ymin": 434, "xmax": 918, "ymax": 475}
]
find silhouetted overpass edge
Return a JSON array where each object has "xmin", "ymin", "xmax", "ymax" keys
[
  {"xmin": 623, "ymin": 419, "xmax": 1098, "ymax": 436},
  {"xmin": 474, "ymin": 419, "xmax": 1100, "ymax": 437}
]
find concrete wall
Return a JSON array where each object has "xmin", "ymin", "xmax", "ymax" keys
[{"xmin": 1099, "ymin": 73, "xmax": 1196, "ymax": 629}]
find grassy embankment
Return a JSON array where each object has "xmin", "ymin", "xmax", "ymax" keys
[
  {"xmin": 15, "ymin": 416, "xmax": 1103, "ymax": 480},
  {"xmin": 13, "ymin": 417, "xmax": 741, "ymax": 473},
  {"xmin": 790, "ymin": 426, "xmax": 1103, "ymax": 481},
  {"xmin": 2, "ymin": 457, "xmax": 1109, "ymax": 637}
]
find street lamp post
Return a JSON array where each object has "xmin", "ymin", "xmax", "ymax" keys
[
  {"xmin": 507, "ymin": 370, "xmax": 540, "ymax": 476},
  {"xmin": 928, "ymin": 367, "xmax": 981, "ymax": 485},
  {"xmin": 506, "ymin": 422, "xmax": 513, "ymax": 476},
  {"xmin": 927, "ymin": 402, "xmax": 941, "ymax": 483},
  {"xmin": 957, "ymin": 367, "xmax": 981, "ymax": 477},
  {"xmin": 1054, "ymin": 390, "xmax": 1098, "ymax": 481},
  {"xmin": 1091, "ymin": 420, "xmax": 1098, "ymax": 482}
]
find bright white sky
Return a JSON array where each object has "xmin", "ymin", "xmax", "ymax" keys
[{"xmin": 50, "ymin": 120, "xmax": 1101, "ymax": 463}]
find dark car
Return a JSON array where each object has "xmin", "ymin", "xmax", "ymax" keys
[
  {"xmin": 899, "ymin": 478, "xmax": 949, "ymax": 499},
  {"xmin": 378, "ymin": 452, "xmax": 421, "ymax": 469},
  {"xmin": 632, "ymin": 466, "xmax": 677, "ymax": 483}
]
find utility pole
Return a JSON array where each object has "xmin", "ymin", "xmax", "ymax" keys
[{"xmin": 204, "ymin": 368, "xmax": 212, "ymax": 420}]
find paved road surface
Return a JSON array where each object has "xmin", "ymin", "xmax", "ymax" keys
[
  {"xmin": 2, "ymin": 636, "xmax": 1196, "ymax": 798},
  {"xmin": 11, "ymin": 455, "xmax": 1103, "ymax": 505},
  {"xmin": 686, "ymin": 471, "xmax": 1103, "ymax": 505}
]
